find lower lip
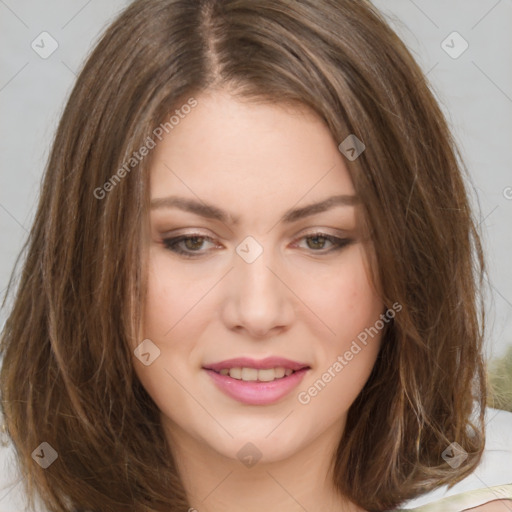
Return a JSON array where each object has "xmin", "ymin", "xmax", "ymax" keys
[{"xmin": 204, "ymin": 368, "xmax": 309, "ymax": 405}]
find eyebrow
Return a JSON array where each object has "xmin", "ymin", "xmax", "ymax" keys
[{"xmin": 150, "ymin": 194, "xmax": 359, "ymax": 225}]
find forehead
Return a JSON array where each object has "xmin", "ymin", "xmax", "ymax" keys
[{"xmin": 149, "ymin": 91, "xmax": 356, "ymax": 215}]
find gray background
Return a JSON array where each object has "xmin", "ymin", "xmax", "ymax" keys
[{"xmin": 0, "ymin": 1, "xmax": 511, "ymax": 508}]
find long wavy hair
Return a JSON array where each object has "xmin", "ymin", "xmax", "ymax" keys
[{"xmin": 0, "ymin": 0, "xmax": 487, "ymax": 511}]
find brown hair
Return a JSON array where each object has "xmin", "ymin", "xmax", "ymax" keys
[{"xmin": 0, "ymin": 0, "xmax": 487, "ymax": 511}]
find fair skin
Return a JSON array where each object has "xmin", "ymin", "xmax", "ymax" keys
[{"xmin": 134, "ymin": 89, "xmax": 383, "ymax": 512}]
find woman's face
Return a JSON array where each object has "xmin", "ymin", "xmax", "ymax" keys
[{"xmin": 135, "ymin": 89, "xmax": 386, "ymax": 464}]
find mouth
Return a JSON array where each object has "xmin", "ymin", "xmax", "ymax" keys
[{"xmin": 202, "ymin": 357, "xmax": 311, "ymax": 405}]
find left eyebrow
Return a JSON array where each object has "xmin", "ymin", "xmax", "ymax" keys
[{"xmin": 150, "ymin": 194, "xmax": 360, "ymax": 225}]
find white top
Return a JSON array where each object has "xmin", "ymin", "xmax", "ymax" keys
[
  {"xmin": 397, "ymin": 484, "xmax": 512, "ymax": 511},
  {"xmin": 397, "ymin": 407, "xmax": 512, "ymax": 511}
]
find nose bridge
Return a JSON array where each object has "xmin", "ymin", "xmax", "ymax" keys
[
  {"xmin": 235, "ymin": 236, "xmax": 278, "ymax": 299},
  {"xmin": 226, "ymin": 234, "xmax": 291, "ymax": 335}
]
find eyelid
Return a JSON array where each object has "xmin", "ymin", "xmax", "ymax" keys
[
  {"xmin": 159, "ymin": 228, "xmax": 213, "ymax": 239},
  {"xmin": 295, "ymin": 226, "xmax": 352, "ymax": 238},
  {"xmin": 159, "ymin": 228, "xmax": 353, "ymax": 259}
]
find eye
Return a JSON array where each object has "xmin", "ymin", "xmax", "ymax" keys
[
  {"xmin": 292, "ymin": 232, "xmax": 352, "ymax": 253},
  {"xmin": 160, "ymin": 231, "xmax": 352, "ymax": 258},
  {"xmin": 161, "ymin": 234, "xmax": 217, "ymax": 258}
]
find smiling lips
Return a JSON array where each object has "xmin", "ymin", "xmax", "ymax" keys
[{"xmin": 203, "ymin": 357, "xmax": 310, "ymax": 405}]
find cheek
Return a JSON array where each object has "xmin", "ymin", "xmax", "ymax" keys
[
  {"xmin": 298, "ymin": 246, "xmax": 384, "ymax": 400},
  {"xmin": 134, "ymin": 250, "xmax": 210, "ymax": 423},
  {"xmin": 303, "ymin": 245, "xmax": 383, "ymax": 344},
  {"xmin": 143, "ymin": 252, "xmax": 182, "ymax": 337},
  {"xmin": 297, "ymin": 259, "xmax": 384, "ymax": 421},
  {"xmin": 135, "ymin": 250, "xmax": 202, "ymax": 383},
  {"xmin": 142, "ymin": 249, "xmax": 211, "ymax": 340}
]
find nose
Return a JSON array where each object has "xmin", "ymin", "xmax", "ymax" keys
[{"xmin": 221, "ymin": 243, "xmax": 294, "ymax": 339}]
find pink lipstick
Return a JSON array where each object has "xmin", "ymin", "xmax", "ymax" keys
[{"xmin": 203, "ymin": 357, "xmax": 310, "ymax": 405}]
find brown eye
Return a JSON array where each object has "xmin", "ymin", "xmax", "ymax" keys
[
  {"xmin": 295, "ymin": 233, "xmax": 352, "ymax": 253},
  {"xmin": 162, "ymin": 235, "xmax": 217, "ymax": 258}
]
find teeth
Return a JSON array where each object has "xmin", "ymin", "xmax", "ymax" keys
[
  {"xmin": 241, "ymin": 368, "xmax": 258, "ymax": 381},
  {"xmin": 274, "ymin": 367, "xmax": 286, "ymax": 378},
  {"xmin": 217, "ymin": 366, "xmax": 296, "ymax": 382},
  {"xmin": 258, "ymin": 368, "xmax": 278, "ymax": 382},
  {"xmin": 229, "ymin": 367, "xmax": 242, "ymax": 379}
]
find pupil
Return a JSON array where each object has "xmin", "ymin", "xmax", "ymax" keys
[
  {"xmin": 185, "ymin": 237, "xmax": 203, "ymax": 250},
  {"xmin": 308, "ymin": 236, "xmax": 325, "ymax": 249}
]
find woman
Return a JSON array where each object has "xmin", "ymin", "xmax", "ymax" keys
[{"xmin": 1, "ymin": 0, "xmax": 511, "ymax": 511}]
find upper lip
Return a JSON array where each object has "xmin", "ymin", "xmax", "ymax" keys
[{"xmin": 203, "ymin": 357, "xmax": 310, "ymax": 372}]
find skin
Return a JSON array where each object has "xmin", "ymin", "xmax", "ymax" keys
[
  {"xmin": 466, "ymin": 500, "xmax": 512, "ymax": 511},
  {"xmin": 135, "ymin": 89, "xmax": 388, "ymax": 512}
]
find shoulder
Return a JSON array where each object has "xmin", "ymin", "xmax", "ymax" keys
[
  {"xmin": 463, "ymin": 500, "xmax": 512, "ymax": 511},
  {"xmin": 399, "ymin": 486, "xmax": 512, "ymax": 512},
  {"xmin": 397, "ymin": 408, "xmax": 512, "ymax": 512}
]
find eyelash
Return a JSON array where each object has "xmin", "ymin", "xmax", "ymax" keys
[{"xmin": 161, "ymin": 232, "xmax": 352, "ymax": 258}]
